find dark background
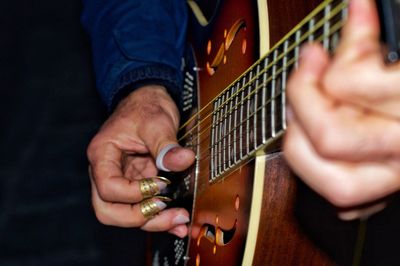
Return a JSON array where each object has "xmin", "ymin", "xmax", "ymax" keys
[{"xmin": 0, "ymin": 0, "xmax": 146, "ymax": 265}]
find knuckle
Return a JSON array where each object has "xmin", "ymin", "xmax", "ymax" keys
[
  {"xmin": 86, "ymin": 136, "xmax": 102, "ymax": 163},
  {"xmin": 323, "ymin": 68, "xmax": 347, "ymax": 98},
  {"xmin": 96, "ymin": 182, "xmax": 113, "ymax": 202},
  {"xmin": 92, "ymin": 206, "xmax": 113, "ymax": 226},
  {"xmin": 311, "ymin": 122, "xmax": 343, "ymax": 159},
  {"xmin": 324, "ymin": 182, "xmax": 360, "ymax": 208}
]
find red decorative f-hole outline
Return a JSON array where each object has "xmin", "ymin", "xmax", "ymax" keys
[{"xmin": 206, "ymin": 19, "xmax": 247, "ymax": 76}]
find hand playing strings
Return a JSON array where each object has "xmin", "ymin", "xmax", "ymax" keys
[
  {"xmin": 87, "ymin": 85, "xmax": 195, "ymax": 237},
  {"xmin": 284, "ymin": 0, "xmax": 400, "ymax": 219}
]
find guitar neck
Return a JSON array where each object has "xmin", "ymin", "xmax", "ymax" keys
[{"xmin": 209, "ymin": 0, "xmax": 348, "ymax": 181}]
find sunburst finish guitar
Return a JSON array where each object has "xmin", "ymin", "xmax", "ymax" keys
[{"xmin": 149, "ymin": 0, "xmax": 399, "ymax": 265}]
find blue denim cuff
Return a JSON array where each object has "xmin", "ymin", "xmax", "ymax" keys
[{"xmin": 109, "ymin": 64, "xmax": 182, "ymax": 111}]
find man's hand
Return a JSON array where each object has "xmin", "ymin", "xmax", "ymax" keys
[
  {"xmin": 87, "ymin": 85, "xmax": 195, "ymax": 237},
  {"xmin": 284, "ymin": 0, "xmax": 400, "ymax": 220}
]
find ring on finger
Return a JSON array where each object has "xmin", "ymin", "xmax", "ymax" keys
[{"xmin": 140, "ymin": 196, "xmax": 172, "ymax": 219}]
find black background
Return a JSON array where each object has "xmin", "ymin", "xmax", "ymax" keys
[{"xmin": 0, "ymin": 1, "xmax": 146, "ymax": 265}]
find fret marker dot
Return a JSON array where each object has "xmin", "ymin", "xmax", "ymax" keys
[
  {"xmin": 235, "ymin": 195, "xmax": 240, "ymax": 211},
  {"xmin": 242, "ymin": 39, "xmax": 247, "ymax": 54}
]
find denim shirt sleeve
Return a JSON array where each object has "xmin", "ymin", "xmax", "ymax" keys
[{"xmin": 81, "ymin": 0, "xmax": 187, "ymax": 110}]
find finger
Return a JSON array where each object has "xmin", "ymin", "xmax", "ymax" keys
[
  {"xmin": 288, "ymin": 44, "xmax": 400, "ymax": 160},
  {"xmin": 168, "ymin": 224, "xmax": 189, "ymax": 238},
  {"xmin": 323, "ymin": 0, "xmax": 400, "ymax": 112},
  {"xmin": 91, "ymin": 176, "xmax": 190, "ymax": 230},
  {"xmin": 135, "ymin": 89, "xmax": 195, "ymax": 172},
  {"xmin": 157, "ymin": 144, "xmax": 196, "ymax": 172},
  {"xmin": 90, "ymin": 142, "xmax": 156, "ymax": 203},
  {"xmin": 335, "ymin": 0, "xmax": 380, "ymax": 63},
  {"xmin": 337, "ymin": 201, "xmax": 387, "ymax": 220},
  {"xmin": 142, "ymin": 211, "xmax": 190, "ymax": 235},
  {"xmin": 284, "ymin": 119, "xmax": 400, "ymax": 208}
]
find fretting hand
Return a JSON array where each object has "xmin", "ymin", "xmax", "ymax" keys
[{"xmin": 284, "ymin": 0, "xmax": 400, "ymax": 219}]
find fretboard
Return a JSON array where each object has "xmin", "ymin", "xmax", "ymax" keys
[{"xmin": 210, "ymin": 0, "xmax": 348, "ymax": 181}]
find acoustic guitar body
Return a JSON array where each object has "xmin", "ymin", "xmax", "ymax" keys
[{"xmin": 151, "ymin": 1, "xmax": 359, "ymax": 265}]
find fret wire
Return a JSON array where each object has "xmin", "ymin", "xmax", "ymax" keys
[
  {"xmin": 295, "ymin": 30, "xmax": 301, "ymax": 69},
  {"xmin": 214, "ymin": 97, "xmax": 220, "ymax": 178},
  {"xmin": 210, "ymin": 100, "xmax": 217, "ymax": 178},
  {"xmin": 308, "ymin": 17, "xmax": 315, "ymax": 42},
  {"xmin": 254, "ymin": 64, "xmax": 262, "ymax": 148},
  {"xmin": 223, "ymin": 90, "xmax": 229, "ymax": 171},
  {"xmin": 282, "ymin": 40, "xmax": 289, "ymax": 130},
  {"xmin": 219, "ymin": 95, "xmax": 225, "ymax": 175},
  {"xmin": 261, "ymin": 58, "xmax": 268, "ymax": 144},
  {"xmin": 245, "ymin": 73, "xmax": 250, "ymax": 154},
  {"xmin": 251, "ymin": 69, "xmax": 258, "ymax": 150},
  {"xmin": 227, "ymin": 86, "xmax": 233, "ymax": 168},
  {"xmin": 323, "ymin": 3, "xmax": 332, "ymax": 49},
  {"xmin": 271, "ymin": 49, "xmax": 278, "ymax": 137},
  {"xmin": 239, "ymin": 78, "xmax": 245, "ymax": 159},
  {"xmin": 229, "ymin": 85, "xmax": 236, "ymax": 165},
  {"xmin": 215, "ymin": 97, "xmax": 221, "ymax": 176},
  {"xmin": 233, "ymin": 82, "xmax": 239, "ymax": 163},
  {"xmin": 178, "ymin": 0, "xmax": 347, "ymax": 135}
]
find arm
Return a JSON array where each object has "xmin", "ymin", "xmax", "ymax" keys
[
  {"xmin": 284, "ymin": 0, "xmax": 400, "ymax": 219},
  {"xmin": 81, "ymin": 0, "xmax": 187, "ymax": 109},
  {"xmin": 83, "ymin": 0, "xmax": 195, "ymax": 237}
]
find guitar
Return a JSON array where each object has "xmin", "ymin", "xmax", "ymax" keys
[{"xmin": 150, "ymin": 0, "xmax": 400, "ymax": 265}]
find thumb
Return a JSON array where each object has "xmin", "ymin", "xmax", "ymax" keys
[
  {"xmin": 156, "ymin": 143, "xmax": 196, "ymax": 172},
  {"xmin": 137, "ymin": 88, "xmax": 195, "ymax": 172},
  {"xmin": 336, "ymin": 0, "xmax": 380, "ymax": 62}
]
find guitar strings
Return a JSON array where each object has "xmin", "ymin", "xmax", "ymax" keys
[
  {"xmin": 178, "ymin": 0, "xmax": 342, "ymax": 132},
  {"xmin": 188, "ymin": 19, "xmax": 347, "ymax": 179},
  {"xmin": 179, "ymin": 15, "xmax": 346, "ymax": 153},
  {"xmin": 171, "ymin": 1, "xmax": 348, "ymax": 182},
  {"xmin": 185, "ymin": 18, "xmax": 346, "ymax": 171},
  {"xmin": 178, "ymin": 0, "xmax": 347, "ymax": 136},
  {"xmin": 178, "ymin": 1, "xmax": 347, "ymax": 145}
]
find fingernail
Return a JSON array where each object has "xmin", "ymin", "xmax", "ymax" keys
[
  {"xmin": 153, "ymin": 176, "xmax": 171, "ymax": 192},
  {"xmin": 169, "ymin": 147, "xmax": 181, "ymax": 153},
  {"xmin": 154, "ymin": 196, "xmax": 172, "ymax": 202},
  {"xmin": 169, "ymin": 226, "xmax": 187, "ymax": 238},
  {"xmin": 154, "ymin": 200, "xmax": 167, "ymax": 210},
  {"xmin": 156, "ymin": 144, "xmax": 181, "ymax": 172},
  {"xmin": 172, "ymin": 214, "xmax": 190, "ymax": 225}
]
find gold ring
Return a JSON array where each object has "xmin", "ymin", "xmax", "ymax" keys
[
  {"xmin": 139, "ymin": 176, "xmax": 171, "ymax": 199},
  {"xmin": 140, "ymin": 196, "xmax": 172, "ymax": 219}
]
